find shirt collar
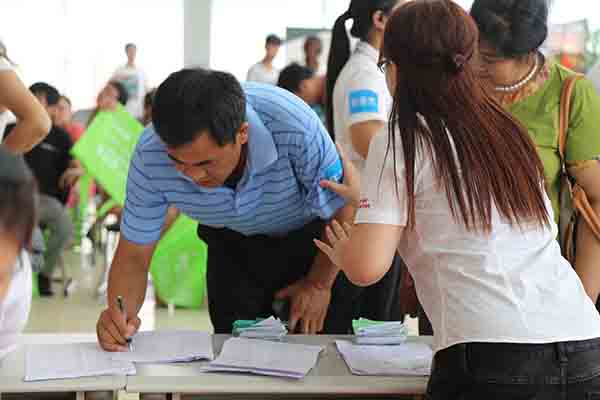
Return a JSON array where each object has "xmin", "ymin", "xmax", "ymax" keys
[
  {"xmin": 355, "ymin": 40, "xmax": 380, "ymax": 63},
  {"xmin": 245, "ymin": 102, "xmax": 278, "ymax": 175}
]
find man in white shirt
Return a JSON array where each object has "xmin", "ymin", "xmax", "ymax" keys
[
  {"xmin": 112, "ymin": 43, "xmax": 149, "ymax": 119},
  {"xmin": 588, "ymin": 60, "xmax": 600, "ymax": 95},
  {"xmin": 246, "ymin": 35, "xmax": 282, "ymax": 85}
]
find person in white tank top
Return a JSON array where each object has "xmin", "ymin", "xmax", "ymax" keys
[
  {"xmin": 0, "ymin": 149, "xmax": 36, "ymax": 359},
  {"xmin": 0, "ymin": 41, "xmax": 50, "ymax": 153},
  {"xmin": 317, "ymin": 1, "xmax": 600, "ymax": 398}
]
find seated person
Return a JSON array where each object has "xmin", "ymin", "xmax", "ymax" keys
[
  {"xmin": 0, "ymin": 148, "xmax": 35, "ymax": 359},
  {"xmin": 6, "ymin": 82, "xmax": 82, "ymax": 296},
  {"xmin": 72, "ymin": 80, "xmax": 129, "ymax": 128},
  {"xmin": 55, "ymin": 95, "xmax": 85, "ymax": 143},
  {"xmin": 277, "ymin": 63, "xmax": 326, "ymax": 124}
]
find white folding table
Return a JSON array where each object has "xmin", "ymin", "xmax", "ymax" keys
[
  {"xmin": 127, "ymin": 335, "xmax": 431, "ymax": 400},
  {"xmin": 0, "ymin": 334, "xmax": 126, "ymax": 400}
]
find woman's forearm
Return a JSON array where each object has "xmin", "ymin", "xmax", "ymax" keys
[
  {"xmin": 574, "ymin": 202, "xmax": 600, "ymax": 303},
  {"xmin": 2, "ymin": 119, "xmax": 50, "ymax": 154}
]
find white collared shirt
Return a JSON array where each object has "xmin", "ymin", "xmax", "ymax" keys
[
  {"xmin": 356, "ymin": 130, "xmax": 600, "ymax": 353},
  {"xmin": 246, "ymin": 62, "xmax": 280, "ymax": 86},
  {"xmin": 333, "ymin": 41, "xmax": 392, "ymax": 172}
]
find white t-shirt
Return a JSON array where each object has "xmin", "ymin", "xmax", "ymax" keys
[
  {"xmin": 0, "ymin": 252, "xmax": 32, "ymax": 359},
  {"xmin": 333, "ymin": 41, "xmax": 392, "ymax": 172},
  {"xmin": 112, "ymin": 64, "xmax": 148, "ymax": 119},
  {"xmin": 587, "ymin": 62, "xmax": 600, "ymax": 95},
  {"xmin": 0, "ymin": 57, "xmax": 15, "ymax": 141},
  {"xmin": 246, "ymin": 62, "xmax": 280, "ymax": 86},
  {"xmin": 356, "ymin": 131, "xmax": 600, "ymax": 353}
]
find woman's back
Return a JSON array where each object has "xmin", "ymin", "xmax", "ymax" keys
[{"xmin": 358, "ymin": 131, "xmax": 600, "ymax": 352}]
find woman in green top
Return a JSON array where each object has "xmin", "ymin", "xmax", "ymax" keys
[{"xmin": 471, "ymin": 0, "xmax": 600, "ymax": 306}]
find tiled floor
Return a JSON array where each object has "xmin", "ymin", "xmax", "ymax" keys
[{"xmin": 25, "ymin": 249, "xmax": 213, "ymax": 335}]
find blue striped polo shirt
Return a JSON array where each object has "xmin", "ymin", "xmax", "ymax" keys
[{"xmin": 121, "ymin": 82, "xmax": 346, "ymax": 245}]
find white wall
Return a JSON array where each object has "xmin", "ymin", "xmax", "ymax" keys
[
  {"xmin": 1, "ymin": 0, "xmax": 598, "ymax": 110},
  {"xmin": 1, "ymin": 0, "xmax": 184, "ymax": 110},
  {"xmin": 209, "ymin": 0, "xmax": 350, "ymax": 81}
]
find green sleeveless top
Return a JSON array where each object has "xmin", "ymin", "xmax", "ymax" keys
[{"xmin": 509, "ymin": 63, "xmax": 600, "ymax": 222}]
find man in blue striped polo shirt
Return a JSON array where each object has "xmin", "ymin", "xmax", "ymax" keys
[{"xmin": 96, "ymin": 69, "xmax": 401, "ymax": 349}]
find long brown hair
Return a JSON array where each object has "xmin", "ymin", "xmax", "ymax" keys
[{"xmin": 382, "ymin": 0, "xmax": 549, "ymax": 233}]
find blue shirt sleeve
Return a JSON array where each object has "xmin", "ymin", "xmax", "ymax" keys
[
  {"xmin": 120, "ymin": 146, "xmax": 168, "ymax": 245},
  {"xmin": 291, "ymin": 116, "xmax": 347, "ymax": 220}
]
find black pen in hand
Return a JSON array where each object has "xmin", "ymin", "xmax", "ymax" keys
[{"xmin": 116, "ymin": 296, "xmax": 134, "ymax": 352}]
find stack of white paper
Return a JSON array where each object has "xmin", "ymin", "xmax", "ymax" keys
[
  {"xmin": 110, "ymin": 330, "xmax": 214, "ymax": 363},
  {"xmin": 336, "ymin": 340, "xmax": 432, "ymax": 376},
  {"xmin": 233, "ymin": 317, "xmax": 288, "ymax": 341},
  {"xmin": 353, "ymin": 319, "xmax": 408, "ymax": 345},
  {"xmin": 25, "ymin": 343, "xmax": 136, "ymax": 382},
  {"xmin": 204, "ymin": 337, "xmax": 323, "ymax": 379}
]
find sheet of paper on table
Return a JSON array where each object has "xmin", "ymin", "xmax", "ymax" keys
[
  {"xmin": 204, "ymin": 337, "xmax": 323, "ymax": 379},
  {"xmin": 110, "ymin": 330, "xmax": 214, "ymax": 363},
  {"xmin": 336, "ymin": 340, "xmax": 432, "ymax": 376},
  {"xmin": 25, "ymin": 342, "xmax": 136, "ymax": 382}
]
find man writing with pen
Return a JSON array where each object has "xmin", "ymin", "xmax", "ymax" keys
[{"xmin": 96, "ymin": 69, "xmax": 402, "ymax": 351}]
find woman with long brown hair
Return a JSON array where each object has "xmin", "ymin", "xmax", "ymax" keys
[{"xmin": 317, "ymin": 0, "xmax": 600, "ymax": 397}]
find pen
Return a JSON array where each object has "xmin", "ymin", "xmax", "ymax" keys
[{"xmin": 116, "ymin": 296, "xmax": 134, "ymax": 352}]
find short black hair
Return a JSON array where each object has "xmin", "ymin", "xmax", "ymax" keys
[
  {"xmin": 266, "ymin": 34, "xmax": 283, "ymax": 47},
  {"xmin": 471, "ymin": 0, "xmax": 548, "ymax": 58},
  {"xmin": 125, "ymin": 43, "xmax": 137, "ymax": 52},
  {"xmin": 278, "ymin": 63, "xmax": 314, "ymax": 94},
  {"xmin": 29, "ymin": 82, "xmax": 60, "ymax": 106},
  {"xmin": 152, "ymin": 68, "xmax": 246, "ymax": 148},
  {"xmin": 0, "ymin": 147, "xmax": 37, "ymax": 248},
  {"xmin": 108, "ymin": 80, "xmax": 130, "ymax": 106}
]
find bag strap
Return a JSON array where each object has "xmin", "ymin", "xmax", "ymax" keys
[
  {"xmin": 558, "ymin": 74, "xmax": 583, "ymax": 163},
  {"xmin": 559, "ymin": 74, "xmax": 600, "ymax": 240}
]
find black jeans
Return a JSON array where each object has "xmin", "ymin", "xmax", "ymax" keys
[
  {"xmin": 197, "ymin": 219, "xmax": 403, "ymax": 334},
  {"xmin": 427, "ymin": 338, "xmax": 600, "ymax": 400}
]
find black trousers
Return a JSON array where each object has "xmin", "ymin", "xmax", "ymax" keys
[
  {"xmin": 427, "ymin": 338, "xmax": 600, "ymax": 400},
  {"xmin": 197, "ymin": 219, "xmax": 403, "ymax": 334}
]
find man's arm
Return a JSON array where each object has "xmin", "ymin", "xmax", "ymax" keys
[{"xmin": 97, "ymin": 238, "xmax": 156, "ymax": 351}]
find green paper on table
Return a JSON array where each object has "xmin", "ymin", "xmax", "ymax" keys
[
  {"xmin": 352, "ymin": 318, "xmax": 408, "ymax": 345},
  {"xmin": 232, "ymin": 316, "xmax": 288, "ymax": 340}
]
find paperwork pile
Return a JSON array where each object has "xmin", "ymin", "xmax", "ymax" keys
[
  {"xmin": 336, "ymin": 340, "xmax": 433, "ymax": 376},
  {"xmin": 352, "ymin": 318, "xmax": 408, "ymax": 345},
  {"xmin": 25, "ymin": 330, "xmax": 214, "ymax": 381},
  {"xmin": 110, "ymin": 330, "xmax": 214, "ymax": 363},
  {"xmin": 205, "ymin": 337, "xmax": 323, "ymax": 379},
  {"xmin": 25, "ymin": 343, "xmax": 136, "ymax": 382},
  {"xmin": 232, "ymin": 316, "xmax": 287, "ymax": 340}
]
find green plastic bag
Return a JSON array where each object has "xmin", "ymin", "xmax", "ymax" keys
[{"xmin": 150, "ymin": 215, "xmax": 207, "ymax": 308}]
